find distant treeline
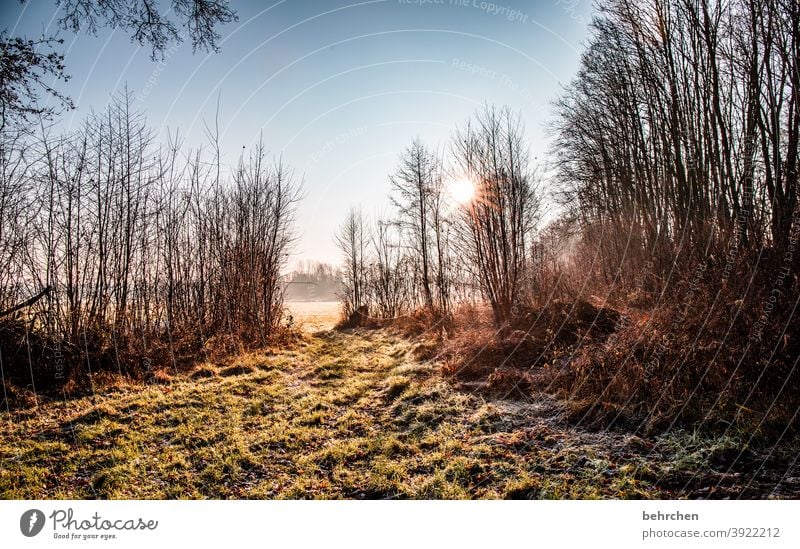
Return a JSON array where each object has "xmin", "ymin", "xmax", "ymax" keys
[{"xmin": 284, "ymin": 262, "xmax": 342, "ymax": 302}]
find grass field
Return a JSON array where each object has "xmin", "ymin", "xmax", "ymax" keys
[
  {"xmin": 1, "ymin": 305, "xmax": 798, "ymax": 499},
  {"xmin": 285, "ymin": 301, "xmax": 341, "ymax": 332}
]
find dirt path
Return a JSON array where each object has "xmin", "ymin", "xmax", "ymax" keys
[{"xmin": 1, "ymin": 327, "xmax": 797, "ymax": 498}]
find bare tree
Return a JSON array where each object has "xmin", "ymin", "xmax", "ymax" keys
[
  {"xmin": 552, "ymin": 0, "xmax": 799, "ymax": 283},
  {"xmin": 335, "ymin": 207, "xmax": 369, "ymax": 319},
  {"xmin": 58, "ymin": 0, "xmax": 237, "ymax": 57},
  {"xmin": 452, "ymin": 106, "xmax": 540, "ymax": 323},
  {"xmin": 390, "ymin": 140, "xmax": 437, "ymax": 311},
  {"xmin": 1, "ymin": 91, "xmax": 301, "ymax": 386},
  {"xmin": 0, "ymin": 131, "xmax": 35, "ymax": 307},
  {"xmin": 370, "ymin": 218, "xmax": 410, "ymax": 319}
]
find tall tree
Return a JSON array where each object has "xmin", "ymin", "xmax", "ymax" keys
[
  {"xmin": 335, "ymin": 207, "xmax": 369, "ymax": 318},
  {"xmin": 453, "ymin": 106, "xmax": 540, "ymax": 323}
]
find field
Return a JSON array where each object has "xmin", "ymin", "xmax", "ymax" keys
[
  {"xmin": 2, "ymin": 305, "xmax": 798, "ymax": 499},
  {"xmin": 285, "ymin": 301, "xmax": 341, "ymax": 332}
]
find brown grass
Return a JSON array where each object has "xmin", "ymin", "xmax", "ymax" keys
[{"xmin": 423, "ymin": 274, "xmax": 799, "ymax": 439}]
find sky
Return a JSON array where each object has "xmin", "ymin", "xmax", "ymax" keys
[{"xmin": 2, "ymin": 0, "xmax": 595, "ymax": 266}]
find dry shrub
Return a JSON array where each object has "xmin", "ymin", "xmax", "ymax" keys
[
  {"xmin": 0, "ymin": 319, "xmax": 74, "ymax": 391},
  {"xmin": 150, "ymin": 369, "xmax": 175, "ymax": 384},
  {"xmin": 190, "ymin": 363, "xmax": 219, "ymax": 379},
  {"xmin": 219, "ymin": 362, "xmax": 256, "ymax": 377},
  {"xmin": 430, "ymin": 251, "xmax": 799, "ymax": 438},
  {"xmin": 335, "ymin": 305, "xmax": 378, "ymax": 330},
  {"xmin": 392, "ymin": 307, "xmax": 452, "ymax": 338},
  {"xmin": 436, "ymin": 300, "xmax": 619, "ymax": 394},
  {"xmin": 548, "ymin": 254, "xmax": 800, "ymax": 436},
  {"xmin": 0, "ymin": 316, "xmax": 304, "ymax": 410},
  {"xmin": 336, "ymin": 304, "xmax": 454, "ymax": 341}
]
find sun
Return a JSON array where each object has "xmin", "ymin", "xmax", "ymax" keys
[{"xmin": 448, "ymin": 178, "xmax": 475, "ymax": 204}]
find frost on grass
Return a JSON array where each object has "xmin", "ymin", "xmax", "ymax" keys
[{"xmin": 1, "ymin": 329, "xmax": 797, "ymax": 499}]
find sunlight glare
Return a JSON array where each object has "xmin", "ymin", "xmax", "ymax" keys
[{"xmin": 449, "ymin": 178, "xmax": 475, "ymax": 204}]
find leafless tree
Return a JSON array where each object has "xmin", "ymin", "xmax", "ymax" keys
[
  {"xmin": 1, "ymin": 91, "xmax": 300, "ymax": 385},
  {"xmin": 390, "ymin": 140, "xmax": 438, "ymax": 311},
  {"xmin": 335, "ymin": 207, "xmax": 369, "ymax": 318},
  {"xmin": 452, "ymin": 106, "xmax": 541, "ymax": 323},
  {"xmin": 552, "ymin": 0, "xmax": 799, "ymax": 284},
  {"xmin": 369, "ymin": 218, "xmax": 411, "ymax": 319}
]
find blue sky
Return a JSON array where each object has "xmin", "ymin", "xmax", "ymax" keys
[{"xmin": 2, "ymin": 0, "xmax": 595, "ymax": 265}]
